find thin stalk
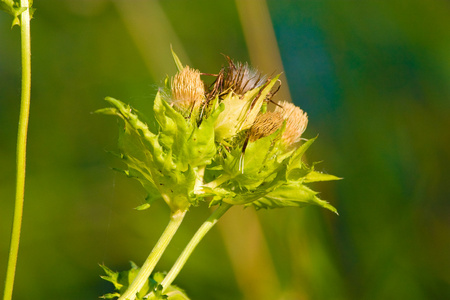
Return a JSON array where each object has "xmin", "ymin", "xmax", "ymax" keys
[
  {"xmin": 193, "ymin": 166, "xmax": 206, "ymax": 194},
  {"xmin": 147, "ymin": 203, "xmax": 232, "ymax": 297},
  {"xmin": 3, "ymin": 2, "xmax": 32, "ymax": 300},
  {"xmin": 119, "ymin": 210, "xmax": 186, "ymax": 300}
]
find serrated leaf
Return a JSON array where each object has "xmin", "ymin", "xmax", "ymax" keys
[
  {"xmin": 99, "ymin": 264, "xmax": 122, "ymax": 290},
  {"xmin": 103, "ymin": 95, "xmax": 224, "ymax": 211},
  {"xmin": 0, "ymin": 0, "xmax": 16, "ymax": 14},
  {"xmin": 249, "ymin": 181, "xmax": 338, "ymax": 214},
  {"xmin": 219, "ymin": 127, "xmax": 281, "ymax": 179},
  {"xmin": 202, "ymin": 128, "xmax": 289, "ymax": 205},
  {"xmin": 304, "ymin": 170, "xmax": 342, "ymax": 183},
  {"xmin": 221, "ymin": 167, "xmax": 287, "ymax": 205},
  {"xmin": 153, "ymin": 93, "xmax": 190, "ymax": 158},
  {"xmin": 285, "ymin": 137, "xmax": 316, "ymax": 181},
  {"xmin": 0, "ymin": 0, "xmax": 23, "ymax": 16},
  {"xmin": 101, "ymin": 263, "xmax": 162, "ymax": 299},
  {"xmin": 288, "ymin": 136, "xmax": 316, "ymax": 167},
  {"xmin": 146, "ymin": 272, "xmax": 191, "ymax": 300},
  {"xmin": 165, "ymin": 289, "xmax": 190, "ymax": 300},
  {"xmin": 0, "ymin": 0, "xmax": 26, "ymax": 27},
  {"xmin": 182, "ymin": 104, "xmax": 224, "ymax": 167}
]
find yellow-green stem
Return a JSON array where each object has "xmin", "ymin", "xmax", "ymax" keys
[
  {"xmin": 3, "ymin": 2, "xmax": 32, "ymax": 300},
  {"xmin": 147, "ymin": 203, "xmax": 232, "ymax": 298},
  {"xmin": 203, "ymin": 174, "xmax": 230, "ymax": 190},
  {"xmin": 118, "ymin": 210, "xmax": 186, "ymax": 300}
]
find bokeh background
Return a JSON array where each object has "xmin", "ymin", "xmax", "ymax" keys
[{"xmin": 1, "ymin": 0, "xmax": 449, "ymax": 299}]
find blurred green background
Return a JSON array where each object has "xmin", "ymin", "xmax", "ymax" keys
[{"xmin": 1, "ymin": 0, "xmax": 449, "ymax": 299}]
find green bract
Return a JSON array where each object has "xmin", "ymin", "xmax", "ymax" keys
[
  {"xmin": 201, "ymin": 132, "xmax": 339, "ymax": 213},
  {"xmin": 100, "ymin": 264, "xmax": 189, "ymax": 300},
  {"xmin": 97, "ymin": 94, "xmax": 222, "ymax": 213},
  {"xmin": 0, "ymin": 0, "xmax": 35, "ymax": 27}
]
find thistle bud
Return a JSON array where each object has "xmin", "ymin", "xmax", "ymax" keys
[
  {"xmin": 208, "ymin": 58, "xmax": 267, "ymax": 99},
  {"xmin": 274, "ymin": 101, "xmax": 308, "ymax": 146},
  {"xmin": 249, "ymin": 111, "xmax": 284, "ymax": 142},
  {"xmin": 171, "ymin": 66, "xmax": 205, "ymax": 114},
  {"xmin": 222, "ymin": 60, "xmax": 266, "ymax": 95}
]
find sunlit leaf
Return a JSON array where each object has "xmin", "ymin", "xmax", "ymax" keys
[{"xmin": 249, "ymin": 181, "xmax": 338, "ymax": 214}]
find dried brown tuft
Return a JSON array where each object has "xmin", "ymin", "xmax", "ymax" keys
[
  {"xmin": 208, "ymin": 57, "xmax": 267, "ymax": 100},
  {"xmin": 171, "ymin": 66, "xmax": 205, "ymax": 111}
]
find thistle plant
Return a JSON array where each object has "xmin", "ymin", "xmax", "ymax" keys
[{"xmin": 99, "ymin": 50, "xmax": 339, "ymax": 299}]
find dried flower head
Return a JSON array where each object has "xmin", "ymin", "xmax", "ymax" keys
[
  {"xmin": 249, "ymin": 111, "xmax": 284, "ymax": 142},
  {"xmin": 275, "ymin": 101, "xmax": 308, "ymax": 145},
  {"xmin": 223, "ymin": 60, "xmax": 266, "ymax": 95},
  {"xmin": 208, "ymin": 57, "xmax": 267, "ymax": 99},
  {"xmin": 171, "ymin": 66, "xmax": 205, "ymax": 112}
]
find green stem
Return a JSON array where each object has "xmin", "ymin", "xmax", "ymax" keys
[
  {"xmin": 3, "ymin": 2, "xmax": 32, "ymax": 300},
  {"xmin": 147, "ymin": 203, "xmax": 232, "ymax": 297},
  {"xmin": 193, "ymin": 165, "xmax": 206, "ymax": 194},
  {"xmin": 118, "ymin": 210, "xmax": 186, "ymax": 300},
  {"xmin": 203, "ymin": 174, "xmax": 230, "ymax": 190}
]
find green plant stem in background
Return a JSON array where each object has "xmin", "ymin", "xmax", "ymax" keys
[
  {"xmin": 3, "ymin": 1, "xmax": 32, "ymax": 300},
  {"xmin": 147, "ymin": 203, "xmax": 232, "ymax": 297},
  {"xmin": 118, "ymin": 210, "xmax": 186, "ymax": 300}
]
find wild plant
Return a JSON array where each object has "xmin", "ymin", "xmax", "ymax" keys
[{"xmin": 98, "ymin": 50, "xmax": 339, "ymax": 300}]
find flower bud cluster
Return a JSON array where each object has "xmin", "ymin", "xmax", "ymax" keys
[
  {"xmin": 170, "ymin": 58, "xmax": 308, "ymax": 149},
  {"xmin": 99, "ymin": 53, "xmax": 339, "ymax": 300},
  {"xmin": 101, "ymin": 52, "xmax": 338, "ymax": 214}
]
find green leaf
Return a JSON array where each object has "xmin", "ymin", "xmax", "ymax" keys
[
  {"xmin": 147, "ymin": 272, "xmax": 191, "ymax": 300},
  {"xmin": 201, "ymin": 128, "xmax": 288, "ymax": 205},
  {"xmin": 0, "ymin": 0, "xmax": 20, "ymax": 16},
  {"xmin": 100, "ymin": 262, "xmax": 152, "ymax": 298},
  {"xmin": 288, "ymin": 136, "xmax": 316, "ymax": 166},
  {"xmin": 182, "ymin": 104, "xmax": 224, "ymax": 167},
  {"xmin": 153, "ymin": 93, "xmax": 190, "ymax": 160},
  {"xmin": 100, "ymin": 264, "xmax": 122, "ymax": 291},
  {"xmin": 135, "ymin": 203, "xmax": 151, "ymax": 210},
  {"xmin": 249, "ymin": 181, "xmax": 338, "ymax": 214},
  {"xmin": 220, "ymin": 136, "xmax": 280, "ymax": 189},
  {"xmin": 100, "ymin": 95, "xmax": 213, "ymax": 212},
  {"xmin": 304, "ymin": 170, "xmax": 342, "ymax": 183},
  {"xmin": 220, "ymin": 167, "xmax": 287, "ymax": 205},
  {"xmin": 100, "ymin": 293, "xmax": 121, "ymax": 299},
  {"xmin": 0, "ymin": 0, "xmax": 26, "ymax": 27},
  {"xmin": 171, "ymin": 46, "xmax": 184, "ymax": 72},
  {"xmin": 165, "ymin": 290, "xmax": 191, "ymax": 300}
]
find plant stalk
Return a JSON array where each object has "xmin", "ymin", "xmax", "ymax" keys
[
  {"xmin": 203, "ymin": 174, "xmax": 230, "ymax": 190},
  {"xmin": 118, "ymin": 210, "xmax": 186, "ymax": 300},
  {"xmin": 3, "ymin": 1, "xmax": 32, "ymax": 300},
  {"xmin": 146, "ymin": 203, "xmax": 232, "ymax": 297}
]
